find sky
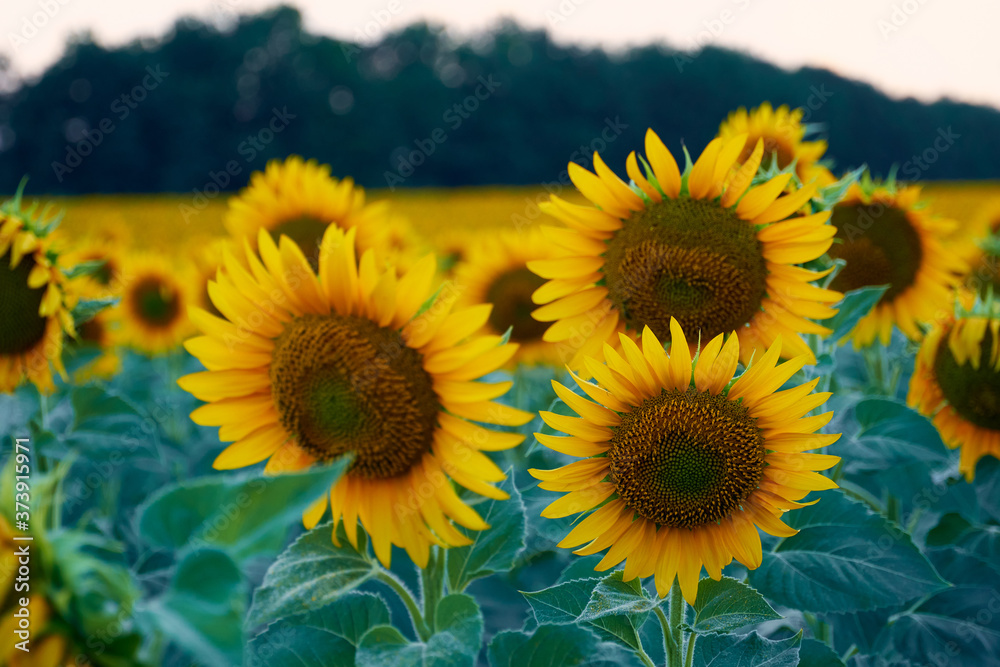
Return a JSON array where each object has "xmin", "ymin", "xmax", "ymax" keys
[{"xmin": 4, "ymin": 0, "xmax": 1000, "ymax": 109}]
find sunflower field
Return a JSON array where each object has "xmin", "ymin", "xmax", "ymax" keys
[{"xmin": 3, "ymin": 104, "xmax": 1000, "ymax": 667}]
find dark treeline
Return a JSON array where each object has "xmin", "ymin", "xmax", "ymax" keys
[{"xmin": 1, "ymin": 5, "xmax": 997, "ymax": 195}]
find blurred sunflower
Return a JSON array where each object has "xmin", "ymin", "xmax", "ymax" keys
[
  {"xmin": 718, "ymin": 102, "xmax": 834, "ymax": 186},
  {"xmin": 431, "ymin": 227, "xmax": 479, "ymax": 274},
  {"xmin": 72, "ymin": 308, "xmax": 121, "ymax": 381},
  {"xmin": 0, "ymin": 201, "xmax": 78, "ymax": 394},
  {"xmin": 909, "ymin": 308, "xmax": 1000, "ymax": 480},
  {"xmin": 0, "ymin": 518, "xmax": 84, "ymax": 667},
  {"xmin": 530, "ymin": 319, "xmax": 839, "ymax": 603},
  {"xmin": 961, "ymin": 199, "xmax": 1000, "ymax": 294},
  {"xmin": 118, "ymin": 253, "xmax": 194, "ymax": 354},
  {"xmin": 827, "ymin": 182, "xmax": 964, "ymax": 347},
  {"xmin": 189, "ymin": 236, "xmax": 233, "ymax": 317},
  {"xmin": 529, "ymin": 129, "xmax": 841, "ymax": 373},
  {"xmin": 178, "ymin": 227, "xmax": 531, "ymax": 568},
  {"xmin": 224, "ymin": 156, "xmax": 394, "ymax": 270},
  {"xmin": 63, "ymin": 232, "xmax": 125, "ymax": 296},
  {"xmin": 455, "ymin": 228, "xmax": 562, "ymax": 365}
]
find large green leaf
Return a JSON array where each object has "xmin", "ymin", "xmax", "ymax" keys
[
  {"xmin": 446, "ymin": 474, "xmax": 526, "ymax": 591},
  {"xmin": 874, "ymin": 586, "xmax": 1000, "ymax": 666},
  {"xmin": 488, "ymin": 624, "xmax": 601, "ymax": 667},
  {"xmin": 974, "ymin": 457, "xmax": 1000, "ymax": 523},
  {"xmin": 798, "ymin": 638, "xmax": 845, "ymax": 667},
  {"xmin": 245, "ymin": 592, "xmax": 390, "ymax": 667},
  {"xmin": 688, "ymin": 576, "xmax": 781, "ymax": 634},
  {"xmin": 247, "ymin": 523, "xmax": 376, "ymax": 628},
  {"xmin": 354, "ymin": 596, "xmax": 483, "ymax": 667},
  {"xmin": 434, "ymin": 593, "xmax": 484, "ymax": 652},
  {"xmin": 522, "ymin": 572, "xmax": 651, "ymax": 651},
  {"xmin": 137, "ymin": 460, "xmax": 350, "ymax": 560},
  {"xmin": 692, "ymin": 631, "xmax": 801, "ymax": 667},
  {"xmin": 140, "ymin": 548, "xmax": 246, "ymax": 667},
  {"xmin": 823, "ymin": 286, "xmax": 889, "ymax": 342},
  {"xmin": 747, "ymin": 490, "xmax": 947, "ymax": 612}
]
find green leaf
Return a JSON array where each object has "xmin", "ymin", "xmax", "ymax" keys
[
  {"xmin": 434, "ymin": 593, "xmax": 484, "ymax": 652},
  {"xmin": 137, "ymin": 460, "xmax": 351, "ymax": 560},
  {"xmin": 693, "ymin": 631, "xmax": 801, "ymax": 667},
  {"xmin": 446, "ymin": 474, "xmax": 526, "ymax": 591},
  {"xmin": 798, "ymin": 638, "xmax": 845, "ymax": 667},
  {"xmin": 355, "ymin": 626, "xmax": 424, "ymax": 667},
  {"xmin": 245, "ymin": 592, "xmax": 390, "ymax": 667},
  {"xmin": 62, "ymin": 259, "xmax": 108, "ymax": 280},
  {"xmin": 580, "ymin": 573, "xmax": 657, "ymax": 621},
  {"xmin": 823, "ymin": 286, "xmax": 889, "ymax": 342},
  {"xmin": 747, "ymin": 490, "xmax": 948, "ymax": 612},
  {"xmin": 71, "ymin": 296, "xmax": 118, "ymax": 328},
  {"xmin": 689, "ymin": 576, "xmax": 781, "ymax": 634},
  {"xmin": 488, "ymin": 624, "xmax": 601, "ymax": 667},
  {"xmin": 246, "ymin": 523, "xmax": 375, "ymax": 629},
  {"xmin": 874, "ymin": 586, "xmax": 1000, "ymax": 667},
  {"xmin": 141, "ymin": 548, "xmax": 245, "ymax": 667},
  {"xmin": 355, "ymin": 611, "xmax": 479, "ymax": 667},
  {"xmin": 522, "ymin": 572, "xmax": 650, "ymax": 651},
  {"xmin": 974, "ymin": 457, "xmax": 1000, "ymax": 523}
]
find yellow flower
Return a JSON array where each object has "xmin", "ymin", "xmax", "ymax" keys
[
  {"xmin": 827, "ymin": 183, "xmax": 965, "ymax": 347},
  {"xmin": 530, "ymin": 319, "xmax": 840, "ymax": 604},
  {"xmin": 529, "ymin": 129, "xmax": 841, "ymax": 374},
  {"xmin": 909, "ymin": 311, "xmax": 1000, "ymax": 480},
  {"xmin": 117, "ymin": 252, "xmax": 194, "ymax": 355},
  {"xmin": 62, "ymin": 232, "xmax": 125, "ymax": 298},
  {"xmin": 718, "ymin": 102, "xmax": 834, "ymax": 186},
  {"xmin": 178, "ymin": 226, "xmax": 532, "ymax": 568},
  {"xmin": 72, "ymin": 308, "xmax": 121, "ymax": 381},
  {"xmin": 224, "ymin": 156, "xmax": 394, "ymax": 269},
  {"xmin": 455, "ymin": 228, "xmax": 562, "ymax": 365},
  {"xmin": 0, "ymin": 211, "xmax": 77, "ymax": 394}
]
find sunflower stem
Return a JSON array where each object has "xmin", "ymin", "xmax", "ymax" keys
[
  {"xmin": 667, "ymin": 579, "xmax": 685, "ymax": 666},
  {"xmin": 421, "ymin": 546, "xmax": 446, "ymax": 634},
  {"xmin": 684, "ymin": 631, "xmax": 697, "ymax": 667},
  {"xmin": 655, "ymin": 606, "xmax": 676, "ymax": 665},
  {"xmin": 375, "ymin": 570, "xmax": 432, "ymax": 642}
]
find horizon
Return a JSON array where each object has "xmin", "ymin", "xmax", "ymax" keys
[{"xmin": 3, "ymin": 0, "xmax": 1000, "ymax": 110}]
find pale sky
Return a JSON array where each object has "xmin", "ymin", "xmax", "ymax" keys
[{"xmin": 4, "ymin": 0, "xmax": 1000, "ymax": 109}]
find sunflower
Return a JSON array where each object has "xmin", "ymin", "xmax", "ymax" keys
[
  {"xmin": 189, "ymin": 236, "xmax": 234, "ymax": 317},
  {"xmin": 826, "ymin": 183, "xmax": 965, "ymax": 347},
  {"xmin": 0, "ymin": 205, "xmax": 78, "ymax": 394},
  {"xmin": 718, "ymin": 102, "xmax": 834, "ymax": 187},
  {"xmin": 224, "ymin": 155, "xmax": 393, "ymax": 270},
  {"xmin": 178, "ymin": 227, "xmax": 532, "ymax": 568},
  {"xmin": 117, "ymin": 252, "xmax": 194, "ymax": 354},
  {"xmin": 530, "ymin": 319, "xmax": 839, "ymax": 603},
  {"xmin": 529, "ymin": 129, "xmax": 841, "ymax": 373},
  {"xmin": 62, "ymin": 232, "xmax": 125, "ymax": 297},
  {"xmin": 71, "ymin": 307, "xmax": 121, "ymax": 381},
  {"xmin": 455, "ymin": 228, "xmax": 562, "ymax": 365},
  {"xmin": 909, "ymin": 310, "xmax": 1000, "ymax": 480}
]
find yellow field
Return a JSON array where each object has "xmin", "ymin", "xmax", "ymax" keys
[{"xmin": 41, "ymin": 181, "xmax": 1000, "ymax": 252}]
